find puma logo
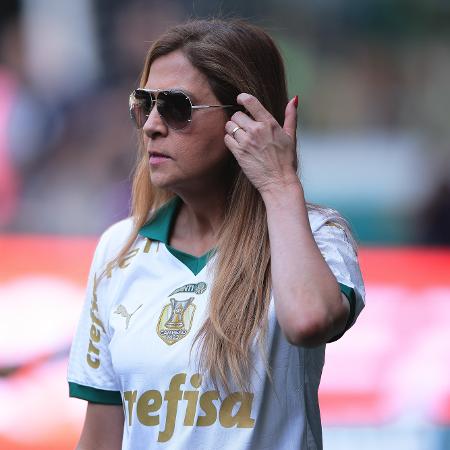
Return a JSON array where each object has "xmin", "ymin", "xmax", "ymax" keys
[{"xmin": 114, "ymin": 304, "xmax": 143, "ymax": 330}]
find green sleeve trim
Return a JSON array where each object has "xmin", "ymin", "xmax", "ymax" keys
[
  {"xmin": 328, "ymin": 283, "xmax": 357, "ymax": 343},
  {"xmin": 69, "ymin": 382, "xmax": 122, "ymax": 405}
]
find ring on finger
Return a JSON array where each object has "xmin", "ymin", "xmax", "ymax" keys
[{"xmin": 231, "ymin": 126, "xmax": 243, "ymax": 140}]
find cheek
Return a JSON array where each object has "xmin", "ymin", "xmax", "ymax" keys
[
  {"xmin": 195, "ymin": 134, "xmax": 229, "ymax": 165},
  {"xmin": 175, "ymin": 140, "xmax": 230, "ymax": 180},
  {"xmin": 181, "ymin": 123, "xmax": 228, "ymax": 161}
]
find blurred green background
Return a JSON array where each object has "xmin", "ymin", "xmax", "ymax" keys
[{"xmin": 1, "ymin": 0, "xmax": 449, "ymax": 245}]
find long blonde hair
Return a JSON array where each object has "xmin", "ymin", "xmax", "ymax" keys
[{"xmin": 117, "ymin": 19, "xmax": 357, "ymax": 392}]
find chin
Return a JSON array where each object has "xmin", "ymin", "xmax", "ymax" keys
[
  {"xmin": 150, "ymin": 172, "xmax": 182, "ymax": 191},
  {"xmin": 150, "ymin": 176, "xmax": 172, "ymax": 190}
]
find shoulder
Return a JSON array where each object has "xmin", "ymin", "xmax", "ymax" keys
[
  {"xmin": 307, "ymin": 205, "xmax": 365, "ymax": 319},
  {"xmin": 307, "ymin": 205, "xmax": 344, "ymax": 232},
  {"xmin": 100, "ymin": 217, "xmax": 135, "ymax": 244},
  {"xmin": 93, "ymin": 217, "xmax": 136, "ymax": 267},
  {"xmin": 307, "ymin": 204, "xmax": 357, "ymax": 252}
]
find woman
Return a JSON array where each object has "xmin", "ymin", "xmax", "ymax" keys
[{"xmin": 67, "ymin": 19, "xmax": 365, "ymax": 450}]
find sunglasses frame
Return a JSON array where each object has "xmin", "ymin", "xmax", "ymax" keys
[{"xmin": 129, "ymin": 88, "xmax": 237, "ymax": 130}]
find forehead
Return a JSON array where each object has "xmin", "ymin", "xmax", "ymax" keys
[{"xmin": 145, "ymin": 50, "xmax": 213, "ymax": 101}]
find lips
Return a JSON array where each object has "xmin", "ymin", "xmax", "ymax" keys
[
  {"xmin": 148, "ymin": 150, "xmax": 172, "ymax": 165},
  {"xmin": 148, "ymin": 151, "xmax": 171, "ymax": 159}
]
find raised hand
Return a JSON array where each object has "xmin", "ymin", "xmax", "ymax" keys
[{"xmin": 224, "ymin": 93, "xmax": 299, "ymax": 196}]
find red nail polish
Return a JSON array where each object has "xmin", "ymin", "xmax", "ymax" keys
[{"xmin": 293, "ymin": 95, "xmax": 299, "ymax": 108}]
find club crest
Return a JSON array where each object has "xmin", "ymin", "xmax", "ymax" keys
[{"xmin": 157, "ymin": 282, "xmax": 207, "ymax": 345}]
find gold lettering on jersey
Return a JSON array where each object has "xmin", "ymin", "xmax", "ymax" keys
[
  {"xmin": 156, "ymin": 282, "xmax": 207, "ymax": 345},
  {"xmin": 85, "ymin": 245, "xmax": 142, "ymax": 368},
  {"xmin": 119, "ymin": 248, "xmax": 139, "ymax": 269},
  {"xmin": 183, "ymin": 374, "xmax": 201, "ymax": 426},
  {"xmin": 105, "ymin": 248, "xmax": 140, "ymax": 278},
  {"xmin": 219, "ymin": 392, "xmax": 255, "ymax": 428},
  {"xmin": 124, "ymin": 390, "xmax": 137, "ymax": 426},
  {"xmin": 137, "ymin": 390, "xmax": 162, "ymax": 426},
  {"xmin": 104, "ymin": 260, "xmax": 115, "ymax": 279},
  {"xmin": 143, "ymin": 238, "xmax": 160, "ymax": 253},
  {"xmin": 122, "ymin": 372, "xmax": 255, "ymax": 442},
  {"xmin": 158, "ymin": 373, "xmax": 186, "ymax": 441},
  {"xmin": 86, "ymin": 273, "xmax": 106, "ymax": 369}
]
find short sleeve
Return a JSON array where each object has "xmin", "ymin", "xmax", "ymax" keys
[
  {"xmin": 312, "ymin": 221, "xmax": 366, "ymax": 341},
  {"xmin": 67, "ymin": 235, "xmax": 122, "ymax": 405}
]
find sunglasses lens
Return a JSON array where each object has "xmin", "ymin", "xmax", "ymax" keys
[
  {"xmin": 129, "ymin": 90, "xmax": 192, "ymax": 129},
  {"xmin": 129, "ymin": 90, "xmax": 153, "ymax": 129},
  {"xmin": 158, "ymin": 91, "xmax": 191, "ymax": 129}
]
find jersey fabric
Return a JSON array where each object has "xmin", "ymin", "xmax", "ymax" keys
[{"xmin": 67, "ymin": 196, "xmax": 365, "ymax": 450}]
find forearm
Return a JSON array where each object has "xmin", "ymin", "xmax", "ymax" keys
[{"xmin": 261, "ymin": 181, "xmax": 349, "ymax": 346}]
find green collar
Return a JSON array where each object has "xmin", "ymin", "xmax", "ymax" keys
[
  {"xmin": 138, "ymin": 197, "xmax": 212, "ymax": 275},
  {"xmin": 139, "ymin": 196, "xmax": 181, "ymax": 244}
]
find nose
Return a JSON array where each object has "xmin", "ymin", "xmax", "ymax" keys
[{"xmin": 143, "ymin": 104, "xmax": 168, "ymax": 139}]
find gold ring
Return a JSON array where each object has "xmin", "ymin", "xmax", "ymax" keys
[{"xmin": 231, "ymin": 126, "xmax": 242, "ymax": 139}]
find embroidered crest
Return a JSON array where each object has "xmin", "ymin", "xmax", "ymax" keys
[{"xmin": 157, "ymin": 282, "xmax": 206, "ymax": 345}]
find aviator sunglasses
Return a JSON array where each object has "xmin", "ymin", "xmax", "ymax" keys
[{"xmin": 129, "ymin": 88, "xmax": 238, "ymax": 130}]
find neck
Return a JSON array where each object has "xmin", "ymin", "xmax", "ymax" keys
[
  {"xmin": 165, "ymin": 152, "xmax": 238, "ymax": 255},
  {"xmin": 169, "ymin": 178, "xmax": 231, "ymax": 255}
]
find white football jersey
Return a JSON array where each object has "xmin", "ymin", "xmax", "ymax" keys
[{"xmin": 67, "ymin": 197, "xmax": 365, "ymax": 450}]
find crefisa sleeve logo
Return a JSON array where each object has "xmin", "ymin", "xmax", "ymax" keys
[{"xmin": 157, "ymin": 282, "xmax": 207, "ymax": 345}]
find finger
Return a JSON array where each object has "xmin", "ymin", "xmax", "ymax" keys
[
  {"xmin": 283, "ymin": 96, "xmax": 298, "ymax": 141},
  {"xmin": 225, "ymin": 120, "xmax": 238, "ymax": 134},
  {"xmin": 224, "ymin": 133, "xmax": 242, "ymax": 157},
  {"xmin": 230, "ymin": 111, "xmax": 254, "ymax": 130},
  {"xmin": 237, "ymin": 93, "xmax": 273, "ymax": 122},
  {"xmin": 225, "ymin": 121, "xmax": 246, "ymax": 140}
]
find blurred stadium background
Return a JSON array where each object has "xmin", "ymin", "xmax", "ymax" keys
[{"xmin": 0, "ymin": 0, "xmax": 449, "ymax": 449}]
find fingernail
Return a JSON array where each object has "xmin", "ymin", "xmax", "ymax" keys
[{"xmin": 293, "ymin": 95, "xmax": 299, "ymax": 108}]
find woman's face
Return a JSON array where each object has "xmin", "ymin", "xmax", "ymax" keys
[{"xmin": 142, "ymin": 50, "xmax": 232, "ymax": 193}]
